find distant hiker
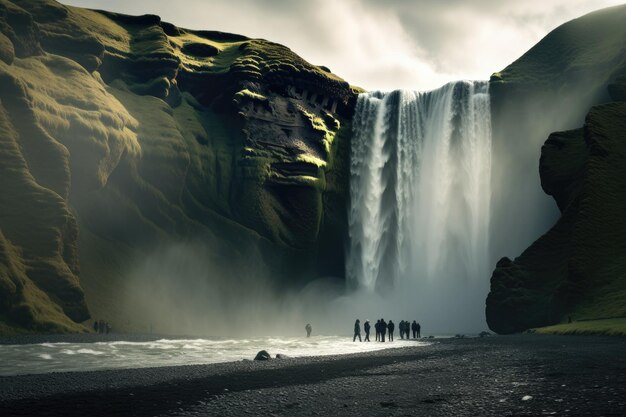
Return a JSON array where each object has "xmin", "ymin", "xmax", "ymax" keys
[
  {"xmin": 416, "ymin": 322, "xmax": 421, "ymax": 338},
  {"xmin": 375, "ymin": 320, "xmax": 381, "ymax": 341},
  {"xmin": 380, "ymin": 318, "xmax": 387, "ymax": 342},
  {"xmin": 412, "ymin": 320, "xmax": 418, "ymax": 338},
  {"xmin": 399, "ymin": 320, "xmax": 405, "ymax": 339},
  {"xmin": 305, "ymin": 323, "xmax": 312, "ymax": 337},
  {"xmin": 93, "ymin": 321, "xmax": 99, "ymax": 333},
  {"xmin": 364, "ymin": 320, "xmax": 371, "ymax": 342},
  {"xmin": 388, "ymin": 320, "xmax": 395, "ymax": 341},
  {"xmin": 404, "ymin": 320, "xmax": 410, "ymax": 339},
  {"xmin": 353, "ymin": 319, "xmax": 362, "ymax": 342}
]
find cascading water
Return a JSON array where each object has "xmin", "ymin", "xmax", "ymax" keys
[{"xmin": 347, "ymin": 81, "xmax": 492, "ymax": 332}]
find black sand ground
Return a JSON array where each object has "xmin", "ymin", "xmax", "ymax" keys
[{"xmin": 1, "ymin": 334, "xmax": 624, "ymax": 416}]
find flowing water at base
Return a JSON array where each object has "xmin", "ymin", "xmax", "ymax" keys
[{"xmin": 0, "ymin": 336, "xmax": 430, "ymax": 376}]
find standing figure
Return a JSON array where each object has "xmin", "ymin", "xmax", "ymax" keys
[
  {"xmin": 364, "ymin": 320, "xmax": 371, "ymax": 342},
  {"xmin": 375, "ymin": 320, "xmax": 380, "ymax": 341},
  {"xmin": 399, "ymin": 320, "xmax": 405, "ymax": 339},
  {"xmin": 305, "ymin": 323, "xmax": 312, "ymax": 337},
  {"xmin": 416, "ymin": 322, "xmax": 421, "ymax": 338},
  {"xmin": 387, "ymin": 320, "xmax": 395, "ymax": 341},
  {"xmin": 380, "ymin": 318, "xmax": 387, "ymax": 342},
  {"xmin": 353, "ymin": 319, "xmax": 362, "ymax": 342},
  {"xmin": 412, "ymin": 320, "xmax": 418, "ymax": 339}
]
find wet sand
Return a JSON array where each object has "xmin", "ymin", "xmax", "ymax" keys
[{"xmin": 1, "ymin": 334, "xmax": 624, "ymax": 416}]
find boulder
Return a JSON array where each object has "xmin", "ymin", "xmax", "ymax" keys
[{"xmin": 254, "ymin": 350, "xmax": 271, "ymax": 361}]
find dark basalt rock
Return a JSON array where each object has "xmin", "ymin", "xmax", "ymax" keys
[
  {"xmin": 487, "ymin": 101, "xmax": 626, "ymax": 334},
  {"xmin": 486, "ymin": 4, "xmax": 626, "ymax": 334},
  {"xmin": 608, "ymin": 75, "xmax": 626, "ymax": 101},
  {"xmin": 254, "ymin": 350, "xmax": 271, "ymax": 361}
]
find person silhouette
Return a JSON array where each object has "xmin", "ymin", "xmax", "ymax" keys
[
  {"xmin": 387, "ymin": 320, "xmax": 395, "ymax": 341},
  {"xmin": 353, "ymin": 319, "xmax": 362, "ymax": 342},
  {"xmin": 412, "ymin": 320, "xmax": 418, "ymax": 339},
  {"xmin": 305, "ymin": 323, "xmax": 312, "ymax": 337},
  {"xmin": 380, "ymin": 318, "xmax": 387, "ymax": 342},
  {"xmin": 416, "ymin": 322, "xmax": 421, "ymax": 338},
  {"xmin": 375, "ymin": 320, "xmax": 381, "ymax": 341},
  {"xmin": 364, "ymin": 320, "xmax": 371, "ymax": 342}
]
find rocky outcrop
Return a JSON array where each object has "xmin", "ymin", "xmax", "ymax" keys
[
  {"xmin": 489, "ymin": 4, "xmax": 626, "ymax": 261},
  {"xmin": 0, "ymin": 0, "xmax": 355, "ymax": 333},
  {"xmin": 486, "ymin": 4, "xmax": 626, "ymax": 334},
  {"xmin": 487, "ymin": 100, "xmax": 626, "ymax": 334}
]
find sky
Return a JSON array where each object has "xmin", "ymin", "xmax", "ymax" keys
[{"xmin": 60, "ymin": 0, "xmax": 625, "ymax": 91}]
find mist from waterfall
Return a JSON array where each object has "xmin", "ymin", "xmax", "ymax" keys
[{"xmin": 347, "ymin": 81, "xmax": 492, "ymax": 332}]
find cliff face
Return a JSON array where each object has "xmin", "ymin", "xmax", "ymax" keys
[
  {"xmin": 0, "ymin": 0, "xmax": 355, "ymax": 333},
  {"xmin": 486, "ymin": 5, "xmax": 626, "ymax": 333},
  {"xmin": 489, "ymin": 5, "xmax": 626, "ymax": 261},
  {"xmin": 487, "ymin": 100, "xmax": 626, "ymax": 334}
]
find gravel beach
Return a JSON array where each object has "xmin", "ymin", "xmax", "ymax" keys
[{"xmin": 1, "ymin": 334, "xmax": 625, "ymax": 416}]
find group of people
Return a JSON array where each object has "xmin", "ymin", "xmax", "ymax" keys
[
  {"xmin": 353, "ymin": 319, "xmax": 421, "ymax": 342},
  {"xmin": 93, "ymin": 320, "xmax": 112, "ymax": 334}
]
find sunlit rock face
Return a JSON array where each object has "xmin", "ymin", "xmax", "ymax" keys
[{"xmin": 0, "ymin": 0, "xmax": 355, "ymax": 333}]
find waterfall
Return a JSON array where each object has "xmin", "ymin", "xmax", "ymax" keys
[{"xmin": 347, "ymin": 81, "xmax": 491, "ymax": 331}]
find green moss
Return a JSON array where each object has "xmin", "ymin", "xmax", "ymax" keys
[
  {"xmin": 531, "ymin": 318, "xmax": 626, "ymax": 336},
  {"xmin": 296, "ymin": 153, "xmax": 327, "ymax": 168},
  {"xmin": 235, "ymin": 88, "xmax": 267, "ymax": 101}
]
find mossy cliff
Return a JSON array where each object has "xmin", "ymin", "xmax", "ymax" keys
[
  {"xmin": 0, "ymin": 0, "xmax": 355, "ymax": 333},
  {"xmin": 486, "ymin": 5, "xmax": 626, "ymax": 334}
]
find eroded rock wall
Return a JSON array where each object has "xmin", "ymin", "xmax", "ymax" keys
[
  {"xmin": 0, "ymin": 0, "xmax": 355, "ymax": 333},
  {"xmin": 487, "ymin": 93, "xmax": 626, "ymax": 334},
  {"xmin": 486, "ymin": 5, "xmax": 626, "ymax": 334}
]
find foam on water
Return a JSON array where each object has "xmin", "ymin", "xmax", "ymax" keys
[{"xmin": 0, "ymin": 336, "xmax": 429, "ymax": 376}]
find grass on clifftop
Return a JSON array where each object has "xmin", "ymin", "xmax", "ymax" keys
[{"xmin": 531, "ymin": 318, "xmax": 626, "ymax": 336}]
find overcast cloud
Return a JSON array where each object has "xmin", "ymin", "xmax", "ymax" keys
[{"xmin": 61, "ymin": 0, "xmax": 625, "ymax": 91}]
